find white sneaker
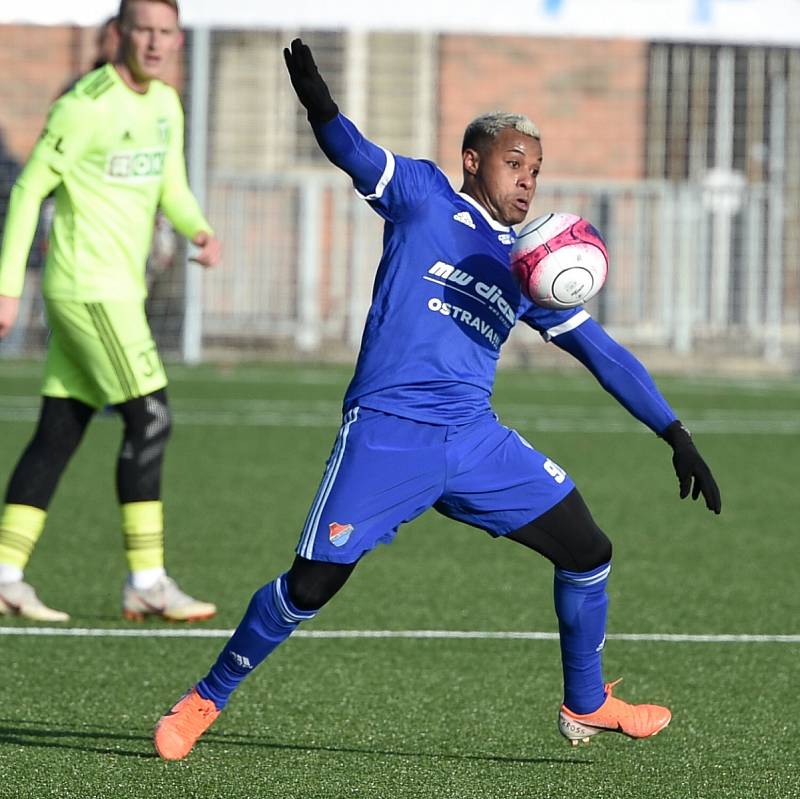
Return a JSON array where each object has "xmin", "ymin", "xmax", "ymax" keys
[
  {"xmin": 0, "ymin": 580, "xmax": 70, "ymax": 622},
  {"xmin": 123, "ymin": 575, "xmax": 216, "ymax": 622}
]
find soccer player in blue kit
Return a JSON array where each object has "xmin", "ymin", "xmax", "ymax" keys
[{"xmin": 154, "ymin": 39, "xmax": 721, "ymax": 760}]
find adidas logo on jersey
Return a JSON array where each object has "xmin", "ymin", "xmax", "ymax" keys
[
  {"xmin": 453, "ymin": 211, "xmax": 476, "ymax": 229},
  {"xmin": 498, "ymin": 233, "xmax": 514, "ymax": 245}
]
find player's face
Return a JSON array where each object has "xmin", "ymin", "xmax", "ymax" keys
[
  {"xmin": 464, "ymin": 128, "xmax": 543, "ymax": 226},
  {"xmin": 119, "ymin": 2, "xmax": 182, "ymax": 87}
]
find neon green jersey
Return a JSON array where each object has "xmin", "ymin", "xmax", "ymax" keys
[{"xmin": 0, "ymin": 65, "xmax": 211, "ymax": 300}]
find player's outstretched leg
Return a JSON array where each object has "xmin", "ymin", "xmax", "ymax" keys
[
  {"xmin": 154, "ymin": 574, "xmax": 313, "ymax": 759},
  {"xmin": 559, "ymin": 679, "xmax": 671, "ymax": 744},
  {"xmin": 155, "ymin": 559, "xmax": 354, "ymax": 760}
]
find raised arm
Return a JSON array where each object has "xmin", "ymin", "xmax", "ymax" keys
[
  {"xmin": 283, "ymin": 39, "xmax": 390, "ymax": 189},
  {"xmin": 553, "ymin": 316, "xmax": 721, "ymax": 514}
]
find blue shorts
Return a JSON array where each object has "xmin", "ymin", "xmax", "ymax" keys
[{"xmin": 295, "ymin": 407, "xmax": 575, "ymax": 563}]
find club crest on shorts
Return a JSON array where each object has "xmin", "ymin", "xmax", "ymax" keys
[{"xmin": 328, "ymin": 522, "xmax": 354, "ymax": 547}]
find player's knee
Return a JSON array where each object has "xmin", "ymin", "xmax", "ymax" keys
[
  {"xmin": 552, "ymin": 500, "xmax": 613, "ymax": 572},
  {"xmin": 508, "ymin": 488, "xmax": 613, "ymax": 572},
  {"xmin": 119, "ymin": 391, "xmax": 172, "ymax": 455},
  {"xmin": 286, "ymin": 572, "xmax": 339, "ymax": 611},
  {"xmin": 573, "ymin": 526, "xmax": 612, "ymax": 572},
  {"xmin": 286, "ymin": 557, "xmax": 356, "ymax": 611}
]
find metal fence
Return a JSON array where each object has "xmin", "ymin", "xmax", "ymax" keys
[{"xmin": 193, "ymin": 173, "xmax": 796, "ymax": 363}]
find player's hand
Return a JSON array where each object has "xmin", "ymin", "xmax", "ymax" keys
[
  {"xmin": 190, "ymin": 231, "xmax": 221, "ymax": 268},
  {"xmin": 0, "ymin": 295, "xmax": 20, "ymax": 339},
  {"xmin": 660, "ymin": 420, "xmax": 721, "ymax": 514},
  {"xmin": 283, "ymin": 38, "xmax": 339, "ymax": 124}
]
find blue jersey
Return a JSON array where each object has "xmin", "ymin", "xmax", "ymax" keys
[
  {"xmin": 314, "ymin": 117, "xmax": 583, "ymax": 424},
  {"xmin": 313, "ymin": 114, "xmax": 676, "ymax": 434}
]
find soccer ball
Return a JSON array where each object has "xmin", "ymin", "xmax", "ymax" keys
[{"xmin": 510, "ymin": 212, "xmax": 609, "ymax": 309}]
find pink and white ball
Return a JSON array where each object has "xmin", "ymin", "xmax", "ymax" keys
[{"xmin": 510, "ymin": 212, "xmax": 609, "ymax": 309}]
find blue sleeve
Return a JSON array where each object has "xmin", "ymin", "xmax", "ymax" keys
[
  {"xmin": 312, "ymin": 113, "xmax": 440, "ymax": 222},
  {"xmin": 551, "ymin": 316, "xmax": 677, "ymax": 434}
]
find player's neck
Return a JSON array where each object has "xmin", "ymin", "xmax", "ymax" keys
[
  {"xmin": 113, "ymin": 62, "xmax": 154, "ymax": 94},
  {"xmin": 459, "ymin": 184, "xmax": 498, "ymax": 224}
]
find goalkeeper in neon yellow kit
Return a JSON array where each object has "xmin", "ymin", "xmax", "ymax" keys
[{"xmin": 0, "ymin": 0, "xmax": 220, "ymax": 622}]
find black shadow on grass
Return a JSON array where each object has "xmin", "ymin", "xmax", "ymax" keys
[
  {"xmin": 199, "ymin": 730, "xmax": 591, "ymax": 767},
  {"xmin": 0, "ymin": 719, "xmax": 591, "ymax": 766},
  {"xmin": 0, "ymin": 719, "xmax": 155, "ymax": 759}
]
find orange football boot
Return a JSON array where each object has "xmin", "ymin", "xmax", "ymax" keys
[
  {"xmin": 154, "ymin": 687, "xmax": 220, "ymax": 760},
  {"xmin": 558, "ymin": 679, "xmax": 671, "ymax": 745}
]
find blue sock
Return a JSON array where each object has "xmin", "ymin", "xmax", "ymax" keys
[
  {"xmin": 197, "ymin": 574, "xmax": 317, "ymax": 709},
  {"xmin": 554, "ymin": 561, "xmax": 610, "ymax": 715}
]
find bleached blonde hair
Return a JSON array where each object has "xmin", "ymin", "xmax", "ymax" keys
[{"xmin": 462, "ymin": 111, "xmax": 540, "ymax": 153}]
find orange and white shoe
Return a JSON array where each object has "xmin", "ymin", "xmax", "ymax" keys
[
  {"xmin": 154, "ymin": 687, "xmax": 220, "ymax": 760},
  {"xmin": 123, "ymin": 575, "xmax": 216, "ymax": 622},
  {"xmin": 558, "ymin": 679, "xmax": 671, "ymax": 745},
  {"xmin": 0, "ymin": 580, "xmax": 69, "ymax": 622}
]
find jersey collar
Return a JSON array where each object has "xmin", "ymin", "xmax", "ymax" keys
[{"xmin": 457, "ymin": 192, "xmax": 511, "ymax": 233}]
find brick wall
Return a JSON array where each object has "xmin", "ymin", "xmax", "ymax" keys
[
  {"xmin": 0, "ymin": 24, "xmax": 183, "ymax": 163},
  {"xmin": 438, "ymin": 35, "xmax": 649, "ymax": 181},
  {"xmin": 0, "ymin": 26, "xmax": 648, "ymax": 179},
  {"xmin": 0, "ymin": 26, "xmax": 86, "ymax": 159}
]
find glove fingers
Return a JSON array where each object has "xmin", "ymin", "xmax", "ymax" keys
[
  {"xmin": 299, "ymin": 41, "xmax": 317, "ymax": 75},
  {"xmin": 285, "ymin": 38, "xmax": 311, "ymax": 76},
  {"xmin": 696, "ymin": 465, "xmax": 722, "ymax": 514},
  {"xmin": 670, "ymin": 438, "xmax": 721, "ymax": 514},
  {"xmin": 705, "ymin": 477, "xmax": 722, "ymax": 514}
]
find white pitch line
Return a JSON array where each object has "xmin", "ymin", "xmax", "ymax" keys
[
  {"xmin": 2, "ymin": 404, "xmax": 800, "ymax": 433},
  {"xmin": 0, "ymin": 627, "xmax": 797, "ymax": 643}
]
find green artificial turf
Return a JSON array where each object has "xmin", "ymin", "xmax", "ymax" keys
[{"xmin": 0, "ymin": 360, "xmax": 797, "ymax": 798}]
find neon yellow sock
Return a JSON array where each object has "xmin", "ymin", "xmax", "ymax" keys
[
  {"xmin": 0, "ymin": 504, "xmax": 47, "ymax": 570},
  {"xmin": 121, "ymin": 501, "xmax": 165, "ymax": 572}
]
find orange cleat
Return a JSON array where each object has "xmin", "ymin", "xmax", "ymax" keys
[
  {"xmin": 558, "ymin": 679, "xmax": 671, "ymax": 745},
  {"xmin": 154, "ymin": 687, "xmax": 220, "ymax": 760}
]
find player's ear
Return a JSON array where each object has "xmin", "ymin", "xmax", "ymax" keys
[
  {"xmin": 462, "ymin": 148, "xmax": 480, "ymax": 176},
  {"xmin": 111, "ymin": 17, "xmax": 123, "ymax": 41}
]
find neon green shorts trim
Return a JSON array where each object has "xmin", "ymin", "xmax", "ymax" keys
[{"xmin": 42, "ymin": 299, "xmax": 168, "ymax": 408}]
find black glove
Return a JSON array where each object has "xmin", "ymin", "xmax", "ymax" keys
[
  {"xmin": 283, "ymin": 38, "xmax": 339, "ymax": 125},
  {"xmin": 660, "ymin": 420, "xmax": 721, "ymax": 514}
]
